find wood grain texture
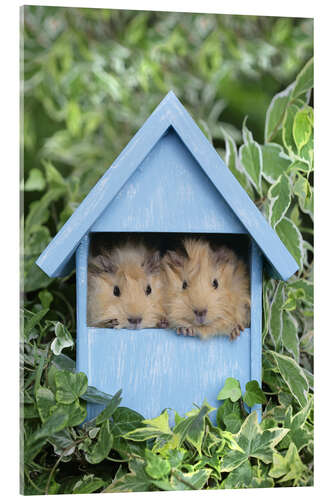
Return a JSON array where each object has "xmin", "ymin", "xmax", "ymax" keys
[
  {"xmin": 85, "ymin": 327, "xmax": 251, "ymax": 423},
  {"xmin": 91, "ymin": 129, "xmax": 246, "ymax": 233},
  {"xmin": 250, "ymin": 240, "xmax": 263, "ymax": 420},
  {"xmin": 36, "ymin": 91, "xmax": 298, "ymax": 281},
  {"xmin": 76, "ymin": 235, "xmax": 89, "ymax": 376}
]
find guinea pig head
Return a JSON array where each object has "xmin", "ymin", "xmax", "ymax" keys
[
  {"xmin": 163, "ymin": 238, "xmax": 246, "ymax": 330},
  {"xmin": 87, "ymin": 243, "xmax": 164, "ymax": 329}
]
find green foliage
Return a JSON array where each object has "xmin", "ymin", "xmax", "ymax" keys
[{"xmin": 22, "ymin": 7, "xmax": 313, "ymax": 493}]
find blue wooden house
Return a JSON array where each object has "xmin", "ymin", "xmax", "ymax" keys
[{"xmin": 36, "ymin": 91, "xmax": 298, "ymax": 421}]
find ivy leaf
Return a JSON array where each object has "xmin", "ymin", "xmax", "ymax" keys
[
  {"xmin": 25, "ymin": 188, "xmax": 65, "ymax": 234},
  {"xmin": 142, "ymin": 410, "xmax": 171, "ymax": 434},
  {"xmin": 24, "ymin": 408, "xmax": 69, "ymax": 463},
  {"xmin": 221, "ymin": 461, "xmax": 252, "ymax": 489},
  {"xmin": 269, "ymin": 443, "xmax": 307, "ymax": 485},
  {"xmin": 95, "ymin": 389, "xmax": 122, "ymax": 425},
  {"xmin": 170, "ymin": 469, "xmax": 211, "ymax": 490},
  {"xmin": 36, "ymin": 387, "xmax": 57, "ymax": 423},
  {"xmin": 85, "ymin": 420, "xmax": 114, "ymax": 464},
  {"xmin": 24, "ymin": 308, "xmax": 49, "ymax": 341},
  {"xmin": 217, "ymin": 398, "xmax": 242, "ymax": 433},
  {"xmin": 282, "ymin": 102, "xmax": 302, "ymax": 156},
  {"xmin": 25, "ymin": 168, "xmax": 46, "ymax": 191},
  {"xmin": 265, "ymin": 83, "xmax": 293, "ymax": 143},
  {"xmin": 282, "ymin": 311, "xmax": 299, "ymax": 361},
  {"xmin": 217, "ymin": 377, "xmax": 242, "ymax": 402},
  {"xmin": 293, "ymin": 107, "xmax": 313, "ymax": 153},
  {"xmin": 38, "ymin": 290, "xmax": 53, "ymax": 309},
  {"xmin": 50, "ymin": 322, "xmax": 74, "ymax": 356},
  {"xmin": 222, "ymin": 126, "xmax": 250, "ymax": 193},
  {"xmin": 58, "ymin": 400, "xmax": 87, "ymax": 427},
  {"xmin": 269, "ymin": 351, "xmax": 309, "ymax": 408},
  {"xmin": 51, "ymin": 353, "xmax": 75, "ymax": 372},
  {"xmin": 291, "ymin": 57, "xmax": 313, "ymax": 100},
  {"xmin": 221, "ymin": 412, "xmax": 288, "ymax": 472},
  {"xmin": 48, "ymin": 429, "xmax": 76, "ymax": 459},
  {"xmin": 81, "ymin": 386, "xmax": 120, "ymax": 405},
  {"xmin": 288, "ymin": 279, "xmax": 313, "ymax": 305},
  {"xmin": 66, "ymin": 101, "xmax": 82, "ymax": 137},
  {"xmin": 250, "ymin": 476, "xmax": 274, "ymax": 488},
  {"xmin": 269, "ymin": 282, "xmax": 285, "ymax": 350},
  {"xmin": 282, "ymin": 287, "xmax": 305, "ymax": 311},
  {"xmin": 103, "ymin": 458, "xmax": 153, "ymax": 493},
  {"xmin": 111, "ymin": 406, "xmax": 145, "ymax": 437},
  {"xmin": 261, "ymin": 143, "xmax": 291, "ymax": 184},
  {"xmin": 55, "ymin": 371, "xmax": 88, "ymax": 405},
  {"xmin": 239, "ymin": 122, "xmax": 263, "ymax": 196},
  {"xmin": 173, "ymin": 401, "xmax": 214, "ymax": 455},
  {"xmin": 275, "ymin": 217, "xmax": 303, "ymax": 270},
  {"xmin": 243, "ymin": 381, "xmax": 267, "ymax": 407},
  {"xmin": 268, "ymin": 174, "xmax": 291, "ymax": 229},
  {"xmin": 123, "ymin": 409, "xmax": 172, "ymax": 442},
  {"xmin": 145, "ymin": 449, "xmax": 171, "ymax": 479},
  {"xmin": 72, "ymin": 474, "xmax": 106, "ymax": 494},
  {"xmin": 278, "ymin": 399, "xmax": 313, "ymax": 451},
  {"xmin": 43, "ymin": 160, "xmax": 67, "ymax": 190}
]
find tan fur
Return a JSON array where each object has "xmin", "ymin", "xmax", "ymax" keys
[
  {"xmin": 162, "ymin": 238, "xmax": 250, "ymax": 339},
  {"xmin": 87, "ymin": 241, "xmax": 167, "ymax": 329}
]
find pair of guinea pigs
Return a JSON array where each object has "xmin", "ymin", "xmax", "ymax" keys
[{"xmin": 87, "ymin": 237, "xmax": 251, "ymax": 340}]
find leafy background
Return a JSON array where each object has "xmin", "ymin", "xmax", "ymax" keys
[{"xmin": 22, "ymin": 6, "xmax": 313, "ymax": 494}]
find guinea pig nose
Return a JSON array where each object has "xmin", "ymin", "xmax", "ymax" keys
[
  {"xmin": 194, "ymin": 309, "xmax": 207, "ymax": 318},
  {"xmin": 128, "ymin": 316, "xmax": 142, "ymax": 325}
]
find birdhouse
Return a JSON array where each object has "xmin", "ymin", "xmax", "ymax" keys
[{"xmin": 36, "ymin": 91, "xmax": 298, "ymax": 422}]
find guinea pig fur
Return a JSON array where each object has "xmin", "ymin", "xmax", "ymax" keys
[
  {"xmin": 162, "ymin": 238, "xmax": 250, "ymax": 340},
  {"xmin": 87, "ymin": 241, "xmax": 167, "ymax": 330}
]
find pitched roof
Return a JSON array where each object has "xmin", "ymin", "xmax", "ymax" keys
[{"xmin": 36, "ymin": 91, "xmax": 298, "ymax": 281}]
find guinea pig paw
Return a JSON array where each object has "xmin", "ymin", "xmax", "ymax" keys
[
  {"xmin": 105, "ymin": 318, "xmax": 119, "ymax": 328},
  {"xmin": 177, "ymin": 327, "xmax": 187, "ymax": 336},
  {"xmin": 177, "ymin": 327, "xmax": 195, "ymax": 337},
  {"xmin": 229, "ymin": 325, "xmax": 241, "ymax": 341},
  {"xmin": 157, "ymin": 318, "xmax": 169, "ymax": 329}
]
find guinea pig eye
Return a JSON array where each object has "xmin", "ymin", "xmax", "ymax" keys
[
  {"xmin": 145, "ymin": 285, "xmax": 152, "ymax": 296},
  {"xmin": 113, "ymin": 286, "xmax": 121, "ymax": 297},
  {"xmin": 212, "ymin": 279, "xmax": 219, "ymax": 289},
  {"xmin": 182, "ymin": 280, "xmax": 188, "ymax": 290}
]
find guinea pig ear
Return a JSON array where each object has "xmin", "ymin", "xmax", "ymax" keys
[
  {"xmin": 88, "ymin": 254, "xmax": 117, "ymax": 274},
  {"xmin": 143, "ymin": 251, "xmax": 161, "ymax": 275},
  {"xmin": 164, "ymin": 250, "xmax": 186, "ymax": 270},
  {"xmin": 213, "ymin": 246, "xmax": 235, "ymax": 266}
]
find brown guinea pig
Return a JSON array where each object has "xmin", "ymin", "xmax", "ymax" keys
[
  {"xmin": 162, "ymin": 238, "xmax": 250, "ymax": 340},
  {"xmin": 87, "ymin": 241, "xmax": 168, "ymax": 330}
]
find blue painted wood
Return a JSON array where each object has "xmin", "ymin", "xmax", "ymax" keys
[
  {"xmin": 36, "ymin": 91, "xmax": 298, "ymax": 281},
  {"xmin": 85, "ymin": 328, "xmax": 252, "ymax": 423},
  {"xmin": 91, "ymin": 129, "xmax": 246, "ymax": 233},
  {"xmin": 80, "ymin": 241, "xmax": 263, "ymax": 423},
  {"xmin": 76, "ymin": 235, "xmax": 89, "ymax": 377},
  {"xmin": 250, "ymin": 240, "xmax": 263, "ymax": 420}
]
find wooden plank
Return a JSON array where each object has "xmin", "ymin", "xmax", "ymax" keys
[
  {"xmin": 91, "ymin": 129, "xmax": 246, "ymax": 233},
  {"xmin": 250, "ymin": 240, "xmax": 263, "ymax": 420},
  {"xmin": 76, "ymin": 235, "xmax": 89, "ymax": 377},
  {"xmin": 85, "ymin": 327, "xmax": 252, "ymax": 423}
]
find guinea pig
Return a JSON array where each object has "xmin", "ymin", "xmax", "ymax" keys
[
  {"xmin": 87, "ymin": 240, "xmax": 168, "ymax": 330},
  {"xmin": 162, "ymin": 238, "xmax": 250, "ymax": 340}
]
